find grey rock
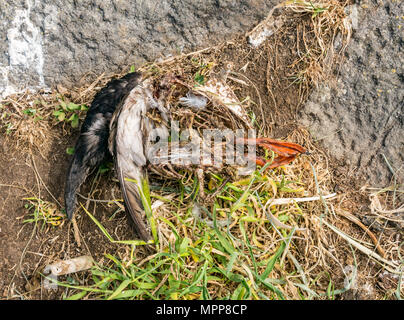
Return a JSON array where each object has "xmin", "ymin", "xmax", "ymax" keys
[
  {"xmin": 0, "ymin": 0, "xmax": 277, "ymax": 97},
  {"xmin": 300, "ymin": 0, "xmax": 404, "ymax": 186}
]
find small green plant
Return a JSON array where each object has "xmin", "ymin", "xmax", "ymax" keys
[
  {"xmin": 22, "ymin": 107, "xmax": 44, "ymax": 121},
  {"xmin": 22, "ymin": 108, "xmax": 37, "ymax": 116},
  {"xmin": 308, "ymin": 1, "xmax": 328, "ymax": 18},
  {"xmin": 0, "ymin": 109, "xmax": 13, "ymax": 134},
  {"xmin": 98, "ymin": 162, "xmax": 113, "ymax": 174},
  {"xmin": 290, "ymin": 1, "xmax": 329, "ymax": 18},
  {"xmin": 194, "ymin": 71, "xmax": 205, "ymax": 85},
  {"xmin": 23, "ymin": 197, "xmax": 65, "ymax": 230},
  {"xmin": 192, "ymin": 59, "xmax": 214, "ymax": 86},
  {"xmin": 53, "ymin": 100, "xmax": 88, "ymax": 128},
  {"xmin": 66, "ymin": 147, "xmax": 75, "ymax": 155},
  {"xmin": 2, "ymin": 122, "xmax": 14, "ymax": 135}
]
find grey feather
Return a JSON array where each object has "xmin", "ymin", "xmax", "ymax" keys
[
  {"xmin": 109, "ymin": 82, "xmax": 154, "ymax": 241},
  {"xmin": 179, "ymin": 92, "xmax": 208, "ymax": 109}
]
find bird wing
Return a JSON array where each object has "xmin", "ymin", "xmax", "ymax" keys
[
  {"xmin": 65, "ymin": 72, "xmax": 141, "ymax": 219},
  {"xmin": 115, "ymin": 156, "xmax": 152, "ymax": 241},
  {"xmin": 109, "ymin": 82, "xmax": 154, "ymax": 241}
]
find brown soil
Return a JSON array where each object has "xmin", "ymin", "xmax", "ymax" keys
[{"xmin": 0, "ymin": 132, "xmax": 147, "ymax": 299}]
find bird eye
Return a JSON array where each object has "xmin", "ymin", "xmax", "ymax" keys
[{"xmin": 155, "ymin": 136, "xmax": 160, "ymax": 142}]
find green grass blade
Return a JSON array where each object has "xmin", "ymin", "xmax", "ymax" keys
[
  {"xmin": 65, "ymin": 290, "xmax": 87, "ymax": 300},
  {"xmin": 107, "ymin": 279, "xmax": 132, "ymax": 300}
]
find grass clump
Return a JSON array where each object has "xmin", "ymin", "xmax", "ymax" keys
[{"xmin": 47, "ymin": 137, "xmax": 342, "ymax": 300}]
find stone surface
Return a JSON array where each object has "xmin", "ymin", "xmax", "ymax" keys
[
  {"xmin": 299, "ymin": 0, "xmax": 403, "ymax": 186},
  {"xmin": 0, "ymin": 0, "xmax": 277, "ymax": 97}
]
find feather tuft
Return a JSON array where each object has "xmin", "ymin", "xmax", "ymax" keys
[{"xmin": 179, "ymin": 92, "xmax": 208, "ymax": 109}]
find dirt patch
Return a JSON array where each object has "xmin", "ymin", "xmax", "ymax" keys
[
  {"xmin": 0, "ymin": 132, "xmax": 152, "ymax": 299},
  {"xmin": 0, "ymin": 1, "xmax": 402, "ymax": 300}
]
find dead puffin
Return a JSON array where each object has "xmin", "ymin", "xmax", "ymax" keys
[{"xmin": 65, "ymin": 71, "xmax": 308, "ymax": 241}]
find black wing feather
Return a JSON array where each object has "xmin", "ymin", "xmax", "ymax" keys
[{"xmin": 64, "ymin": 72, "xmax": 141, "ymax": 219}]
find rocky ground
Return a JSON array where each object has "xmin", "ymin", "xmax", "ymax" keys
[
  {"xmin": 300, "ymin": 0, "xmax": 403, "ymax": 187},
  {"xmin": 0, "ymin": 0, "xmax": 277, "ymax": 95}
]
